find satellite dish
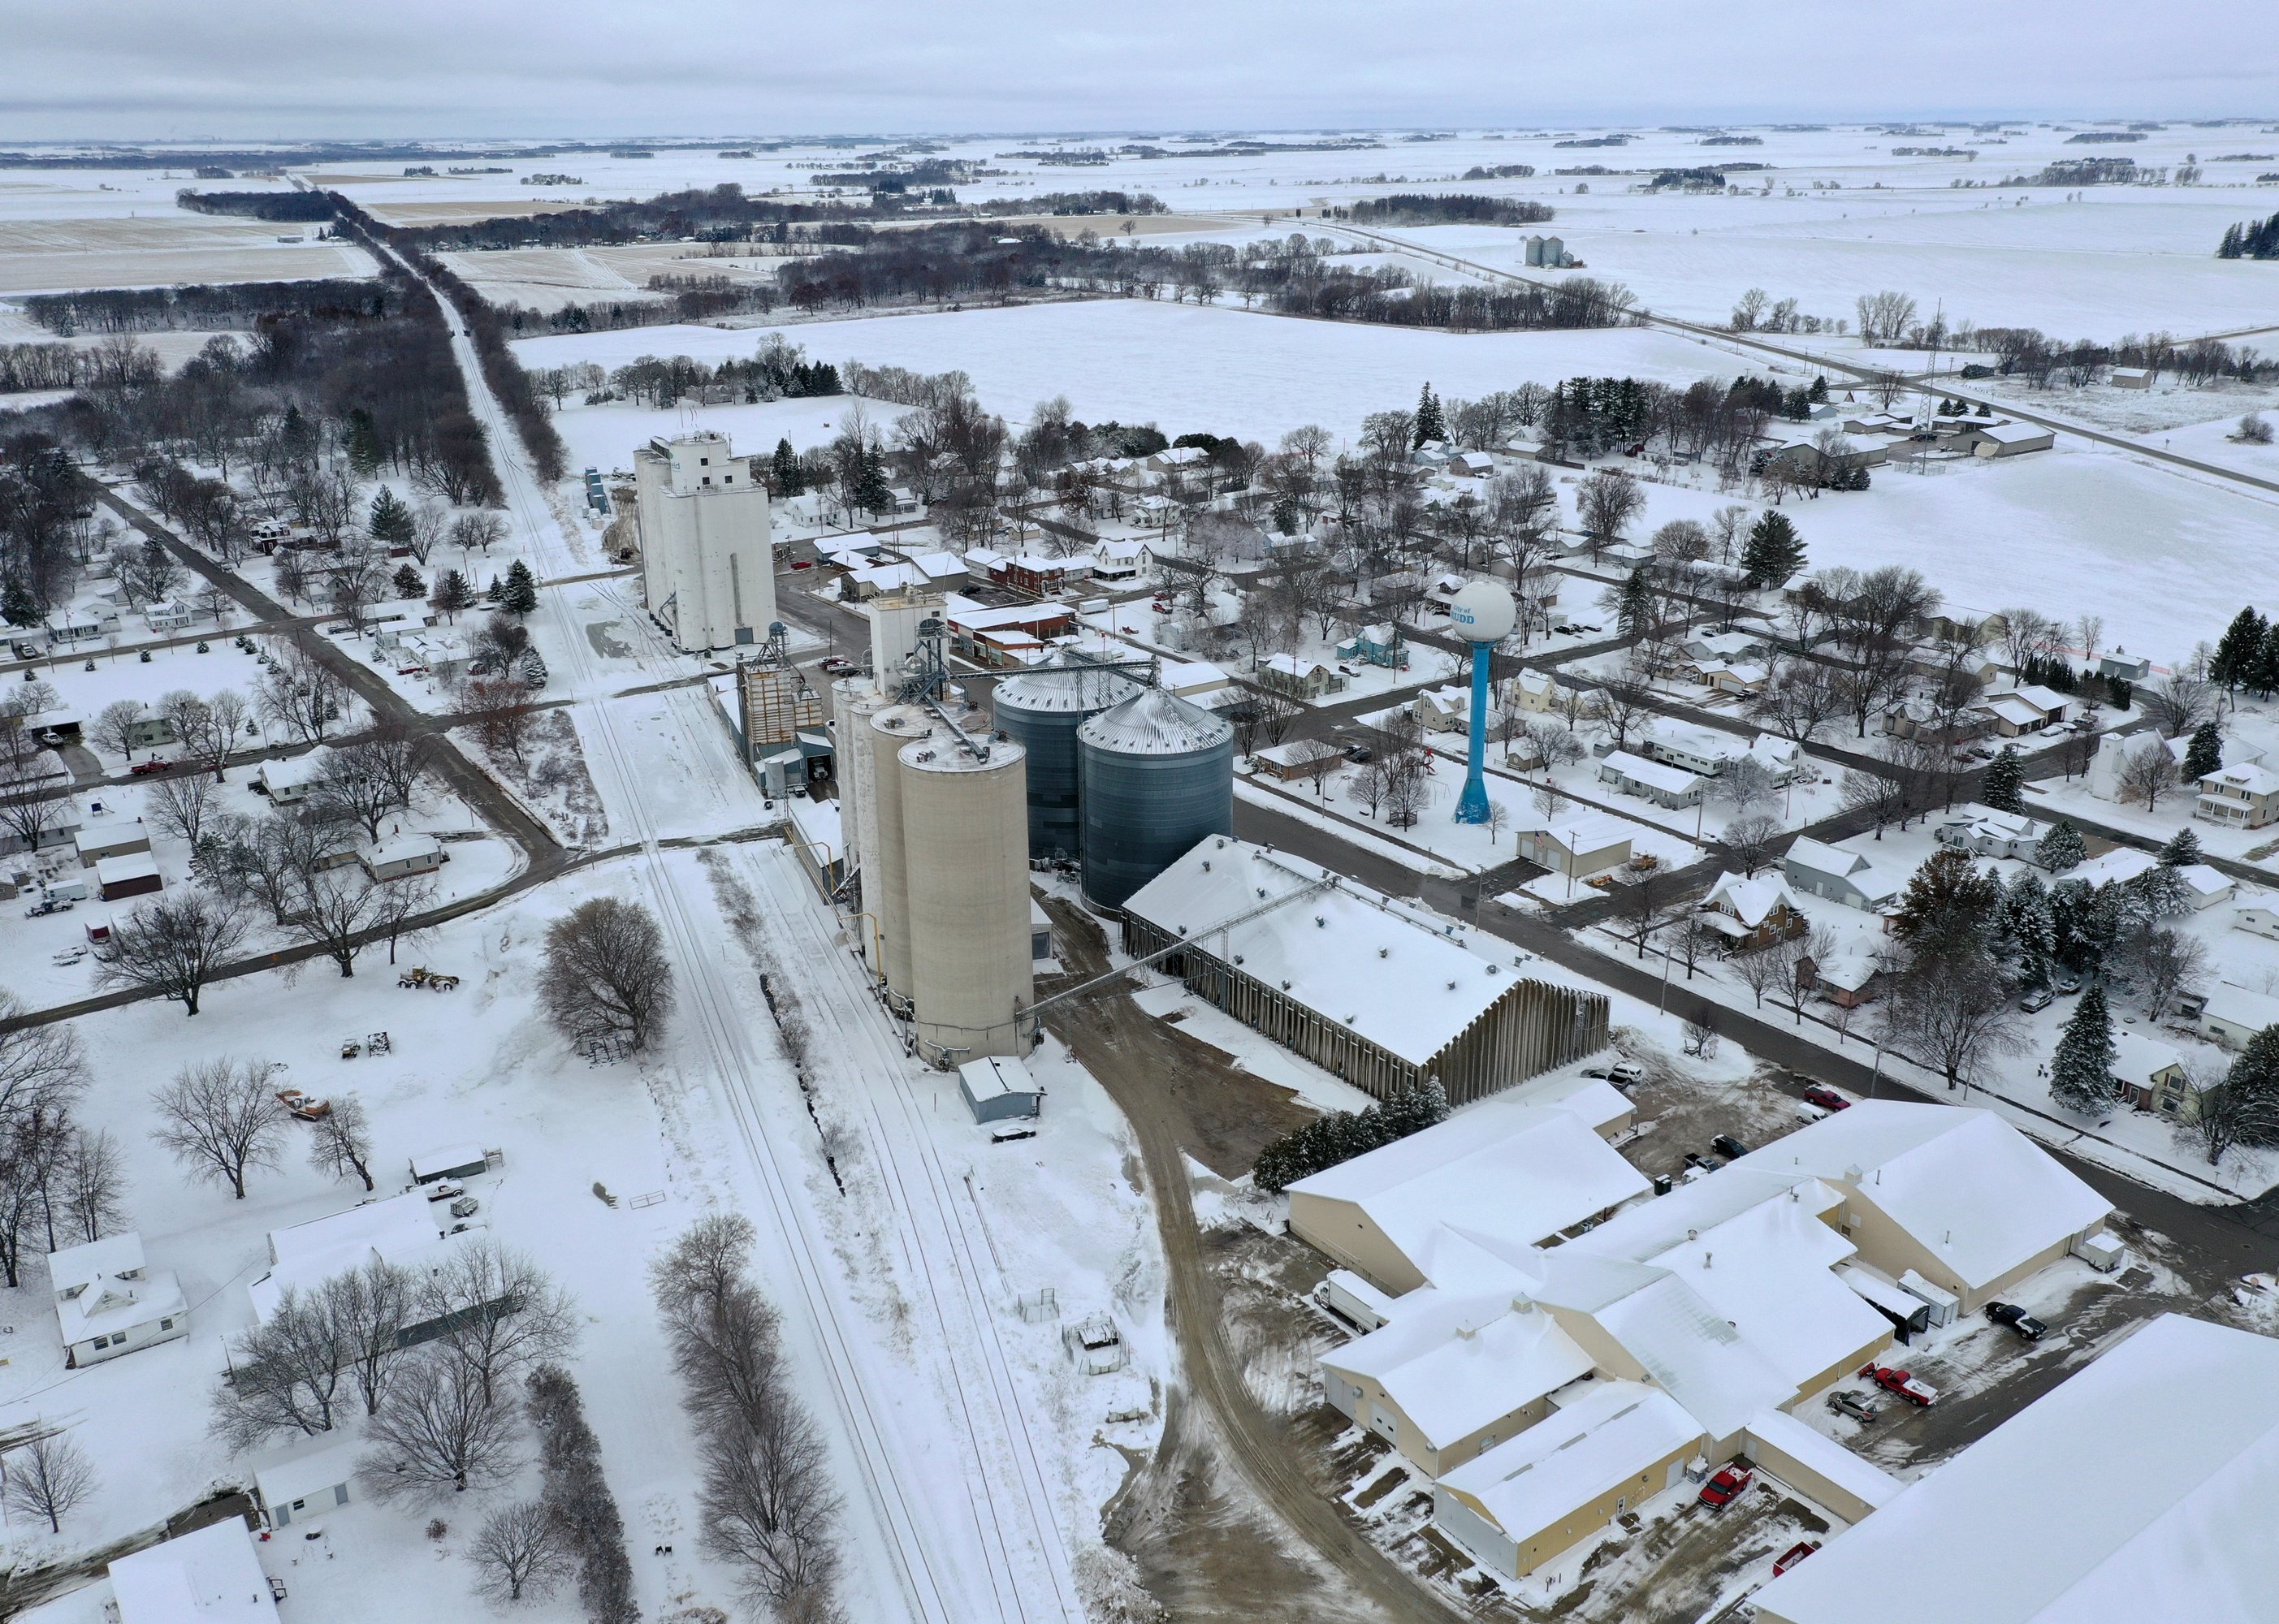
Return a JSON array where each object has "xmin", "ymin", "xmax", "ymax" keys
[{"xmin": 1447, "ymin": 580, "xmax": 1516, "ymax": 644}]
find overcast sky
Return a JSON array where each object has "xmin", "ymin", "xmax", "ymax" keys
[{"xmin": 4, "ymin": 0, "xmax": 2273, "ymax": 141}]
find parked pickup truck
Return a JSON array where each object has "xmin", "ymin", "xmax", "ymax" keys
[{"xmin": 1860, "ymin": 1363, "xmax": 1939, "ymax": 1406}]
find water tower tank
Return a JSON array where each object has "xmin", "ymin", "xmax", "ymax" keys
[
  {"xmin": 992, "ymin": 663, "xmax": 1141, "ymax": 861},
  {"xmin": 1078, "ymin": 687, "xmax": 1234, "ymax": 911},
  {"xmin": 898, "ymin": 735, "xmax": 1033, "ymax": 1063}
]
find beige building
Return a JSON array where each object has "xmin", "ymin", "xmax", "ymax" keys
[
  {"xmin": 634, "ymin": 430, "xmax": 776, "ymax": 653},
  {"xmin": 2195, "ymin": 762, "xmax": 2279, "ymax": 830},
  {"xmin": 1514, "ymin": 812, "xmax": 1633, "ymax": 879}
]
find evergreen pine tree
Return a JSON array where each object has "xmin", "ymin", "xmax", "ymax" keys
[
  {"xmin": 2181, "ymin": 721, "xmax": 2223, "ymax": 785},
  {"xmin": 2037, "ymin": 820, "xmax": 2087, "ymax": 873},
  {"xmin": 1980, "ymin": 745, "xmax": 2025, "ymax": 812},
  {"xmin": 2160, "ymin": 826, "xmax": 2205, "ymax": 867},
  {"xmin": 854, "ymin": 441, "xmax": 893, "ymax": 514},
  {"xmin": 2000, "ymin": 868, "xmax": 2056, "ymax": 988},
  {"xmin": 279, "ymin": 404, "xmax": 316, "ymax": 470},
  {"xmin": 1616, "ymin": 569, "xmax": 1655, "ymax": 642},
  {"xmin": 429, "ymin": 568, "xmax": 474, "ymax": 622},
  {"xmin": 1, "ymin": 577, "xmax": 35, "ymax": 628},
  {"xmin": 392, "ymin": 564, "xmax": 424, "ymax": 599},
  {"xmin": 770, "ymin": 437, "xmax": 804, "ymax": 497},
  {"xmin": 499, "ymin": 559, "xmax": 538, "ymax": 618},
  {"xmin": 2048, "ymin": 986, "xmax": 2117, "ymax": 1114},
  {"xmin": 367, "ymin": 487, "xmax": 413, "ymax": 547},
  {"xmin": 2222, "ymin": 1026, "xmax": 2279, "ymax": 1138},
  {"xmin": 1413, "ymin": 383, "xmax": 1446, "ymax": 447},
  {"xmin": 344, "ymin": 408, "xmax": 382, "ymax": 477},
  {"xmin": 2255, "ymin": 621, "xmax": 2279, "ymax": 698},
  {"xmin": 2105, "ymin": 673, "xmax": 2133, "ymax": 710},
  {"xmin": 1739, "ymin": 511, "xmax": 1805, "ymax": 588},
  {"xmin": 1808, "ymin": 374, "xmax": 1829, "ymax": 404},
  {"xmin": 2210, "ymin": 607, "xmax": 2265, "ymax": 689}
]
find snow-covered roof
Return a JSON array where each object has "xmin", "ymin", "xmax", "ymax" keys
[
  {"xmin": 2200, "ymin": 762, "xmax": 2279, "ymax": 796},
  {"xmin": 2064, "ymin": 847, "xmax": 2155, "ymax": 890},
  {"xmin": 1158, "ymin": 659, "xmax": 1230, "ymax": 696},
  {"xmin": 1517, "ymin": 810, "xmax": 1636, "ymax": 856},
  {"xmin": 1977, "ymin": 694, "xmax": 2047, "ymax": 729},
  {"xmin": 1259, "ymin": 651, "xmax": 1334, "ymax": 679},
  {"xmin": 994, "ymin": 663, "xmax": 1141, "ymax": 715},
  {"xmin": 49, "ymin": 1231, "xmax": 145, "ymax": 1301},
  {"xmin": 1287, "ymin": 1095, "xmax": 1650, "ymax": 1260},
  {"xmin": 2201, "ymin": 982, "xmax": 2279, "ymax": 1034},
  {"xmin": 1702, "ymin": 871, "xmax": 1802, "ymax": 929},
  {"xmin": 1754, "ymin": 1315, "xmax": 2279, "ymax": 1624},
  {"xmin": 958, "ymin": 1055, "xmax": 1037, "ymax": 1104},
  {"xmin": 252, "ymin": 1193, "xmax": 455, "ymax": 1321},
  {"xmin": 2110, "ymin": 1031, "xmax": 2185, "ymax": 1090},
  {"xmin": 367, "ymin": 832, "xmax": 442, "ymax": 866},
  {"xmin": 1974, "ymin": 421, "xmax": 2052, "ymax": 446},
  {"xmin": 1439, "ymin": 1380, "xmax": 1702, "ymax": 1539},
  {"xmin": 2010, "ymin": 683, "xmax": 2072, "ymax": 713},
  {"xmin": 253, "ymin": 1435, "xmax": 363, "ymax": 1512},
  {"xmin": 1127, "ymin": 840, "xmax": 1576, "ymax": 1072},
  {"xmin": 109, "ymin": 1519, "xmax": 279, "ymax": 1624},
  {"xmin": 1744, "ymin": 1405, "xmax": 1903, "ymax": 1514},
  {"xmin": 1499, "ymin": 1072, "xmax": 1633, "ymax": 1134},
  {"xmin": 1601, "ymin": 749, "xmax": 1702, "ymax": 796},
  {"xmin": 1321, "ymin": 1292, "xmax": 1594, "ymax": 1451},
  {"xmin": 1077, "ymin": 686, "xmax": 1230, "ymax": 755},
  {"xmin": 49, "ymin": 1229, "xmax": 184, "ymax": 1344},
  {"xmin": 1728, "ymin": 1103, "xmax": 2110, "ymax": 1293},
  {"xmin": 96, "ymin": 852, "xmax": 161, "ymax": 885}
]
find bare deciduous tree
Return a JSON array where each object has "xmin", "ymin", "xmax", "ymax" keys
[
  {"xmin": 55, "ymin": 1127, "xmax": 128, "ymax": 1244},
  {"xmin": 2116, "ymin": 745, "xmax": 2177, "ymax": 812},
  {"xmin": 212, "ymin": 1286, "xmax": 352, "ymax": 1449},
  {"xmin": 96, "ymin": 888, "xmax": 250, "ymax": 1016},
  {"xmin": 151, "ymin": 1057, "xmax": 284, "ymax": 1199},
  {"xmin": 143, "ymin": 771, "xmax": 218, "ymax": 848},
  {"xmin": 257, "ymin": 645, "xmax": 348, "ymax": 745},
  {"xmin": 358, "ymin": 1354, "xmax": 523, "ymax": 1500},
  {"xmin": 1720, "ymin": 812, "xmax": 1784, "ymax": 877},
  {"xmin": 539, "ymin": 898, "xmax": 676, "ymax": 1051},
  {"xmin": 469, "ymin": 1499, "xmax": 573, "ymax": 1605},
  {"xmin": 308, "ymin": 1093, "xmax": 378, "ymax": 1191},
  {"xmin": 4, "ymin": 1431, "xmax": 97, "ymax": 1533},
  {"xmin": 423, "ymin": 1240, "xmax": 581, "ymax": 1406}
]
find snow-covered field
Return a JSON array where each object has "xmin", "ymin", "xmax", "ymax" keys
[{"xmin": 514, "ymin": 301, "xmax": 1747, "ymax": 443}]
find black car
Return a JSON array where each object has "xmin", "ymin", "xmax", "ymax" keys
[
  {"xmin": 1344, "ymin": 745, "xmax": 1373, "ymax": 762},
  {"xmin": 1986, "ymin": 1301, "xmax": 2048, "ymax": 1341},
  {"xmin": 1710, "ymin": 1133, "xmax": 1750, "ymax": 1160}
]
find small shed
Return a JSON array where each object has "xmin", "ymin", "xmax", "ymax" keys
[
  {"xmin": 256, "ymin": 1436, "xmax": 361, "ymax": 1527},
  {"xmin": 410, "ymin": 1144, "xmax": 490, "ymax": 1184},
  {"xmin": 958, "ymin": 1056, "xmax": 1042, "ymax": 1124},
  {"xmin": 97, "ymin": 851, "xmax": 163, "ymax": 902}
]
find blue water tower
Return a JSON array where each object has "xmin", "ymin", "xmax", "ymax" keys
[{"xmin": 1446, "ymin": 581, "xmax": 1516, "ymax": 825}]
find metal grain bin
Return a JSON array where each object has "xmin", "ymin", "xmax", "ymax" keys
[
  {"xmin": 1077, "ymin": 688, "xmax": 1234, "ymax": 911},
  {"xmin": 992, "ymin": 664, "xmax": 1141, "ymax": 861}
]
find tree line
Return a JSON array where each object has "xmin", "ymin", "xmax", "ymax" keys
[
  {"xmin": 175, "ymin": 189, "xmax": 337, "ymax": 222},
  {"xmin": 24, "ymin": 276, "xmax": 398, "ymax": 336},
  {"xmin": 1338, "ymin": 193, "xmax": 1555, "ymax": 227},
  {"xmin": 2216, "ymin": 213, "xmax": 2279, "ymax": 259}
]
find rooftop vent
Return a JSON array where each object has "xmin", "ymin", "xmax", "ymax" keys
[{"xmin": 1378, "ymin": 947, "xmax": 1390, "ymax": 959}]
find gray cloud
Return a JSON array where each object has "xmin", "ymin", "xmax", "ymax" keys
[{"xmin": 2, "ymin": 0, "xmax": 2273, "ymax": 140}]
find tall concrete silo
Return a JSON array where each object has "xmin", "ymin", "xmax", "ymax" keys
[
  {"xmin": 832, "ymin": 676, "xmax": 892, "ymax": 970},
  {"xmin": 992, "ymin": 663, "xmax": 1140, "ymax": 862},
  {"xmin": 864, "ymin": 702, "xmax": 933, "ymax": 999},
  {"xmin": 1077, "ymin": 687, "xmax": 1235, "ymax": 911},
  {"xmin": 898, "ymin": 734, "xmax": 1033, "ymax": 1063}
]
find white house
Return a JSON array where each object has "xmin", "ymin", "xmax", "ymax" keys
[
  {"xmin": 2087, "ymin": 730, "xmax": 2176, "ymax": 802},
  {"xmin": 361, "ymin": 831, "xmax": 446, "ymax": 882},
  {"xmin": 1598, "ymin": 749, "xmax": 1706, "ymax": 808},
  {"xmin": 2191, "ymin": 982, "xmax": 2279, "ymax": 1052},
  {"xmin": 254, "ymin": 1436, "xmax": 362, "ymax": 1528},
  {"xmin": 257, "ymin": 756, "xmax": 322, "ymax": 804},
  {"xmin": 48, "ymin": 1232, "xmax": 186, "ymax": 1367},
  {"xmin": 1784, "ymin": 836, "xmax": 1906, "ymax": 913},
  {"xmin": 2236, "ymin": 902, "xmax": 2279, "ymax": 940},
  {"xmin": 1932, "ymin": 806, "xmax": 2052, "ymax": 862},
  {"xmin": 107, "ymin": 1520, "xmax": 279, "ymax": 1624}
]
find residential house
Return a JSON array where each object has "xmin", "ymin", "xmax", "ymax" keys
[
  {"xmin": 1973, "ymin": 685, "xmax": 2068, "ymax": 736},
  {"xmin": 75, "ymin": 817, "xmax": 151, "ymax": 867},
  {"xmin": 1087, "ymin": 538, "xmax": 1152, "ymax": 582},
  {"xmin": 1700, "ymin": 660, "xmax": 1770, "ymax": 698},
  {"xmin": 1158, "ymin": 659, "xmax": 1232, "ymax": 702},
  {"xmin": 2187, "ymin": 982, "xmax": 2279, "ymax": 1052},
  {"xmin": 258, "ymin": 756, "xmax": 322, "ymax": 804},
  {"xmin": 2196, "ymin": 762, "xmax": 2279, "ymax": 830},
  {"xmin": 1516, "ymin": 813, "xmax": 1634, "ymax": 879},
  {"xmin": 1253, "ymin": 739, "xmax": 1343, "ymax": 780},
  {"xmin": 1698, "ymin": 871, "xmax": 1808, "ymax": 952},
  {"xmin": 1784, "ymin": 836, "xmax": 1907, "ymax": 913},
  {"xmin": 1256, "ymin": 653, "xmax": 1346, "ymax": 700},
  {"xmin": 108, "ymin": 1522, "xmax": 279, "ymax": 1624},
  {"xmin": 362, "ymin": 831, "xmax": 446, "ymax": 882},
  {"xmin": 1413, "ymin": 685, "xmax": 1477, "ymax": 733},
  {"xmin": 1003, "ymin": 554, "xmax": 1079, "ymax": 598},
  {"xmin": 42, "ymin": 607, "xmax": 119, "ymax": 645},
  {"xmin": 2235, "ymin": 902, "xmax": 2279, "ymax": 939},
  {"xmin": 1336, "ymin": 623, "xmax": 1409, "ymax": 670},
  {"xmin": 2087, "ymin": 729, "xmax": 2176, "ymax": 801},
  {"xmin": 1598, "ymin": 749, "xmax": 1706, "ymax": 808},
  {"xmin": 1686, "ymin": 629, "xmax": 1768, "ymax": 664},
  {"xmin": 47, "ymin": 1232, "xmax": 186, "ymax": 1367},
  {"xmin": 961, "ymin": 548, "xmax": 1008, "ymax": 587},
  {"xmin": 1883, "ymin": 697, "xmax": 1985, "ymax": 748},
  {"xmin": 144, "ymin": 598, "xmax": 198, "ymax": 633},
  {"xmin": 1805, "ymin": 952, "xmax": 1886, "ymax": 1009},
  {"xmin": 2111, "ymin": 1031, "xmax": 2203, "ymax": 1120},
  {"xmin": 2176, "ymin": 862, "xmax": 2235, "ymax": 910},
  {"xmin": 1932, "ymin": 805, "xmax": 2052, "ymax": 862},
  {"xmin": 1507, "ymin": 668, "xmax": 1556, "ymax": 714}
]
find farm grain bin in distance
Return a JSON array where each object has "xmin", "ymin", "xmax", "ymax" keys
[
  {"xmin": 1078, "ymin": 687, "xmax": 1235, "ymax": 912},
  {"xmin": 992, "ymin": 663, "xmax": 1142, "ymax": 861},
  {"xmin": 898, "ymin": 735, "xmax": 1033, "ymax": 1064}
]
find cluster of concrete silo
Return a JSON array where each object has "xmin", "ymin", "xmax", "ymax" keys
[{"xmin": 828, "ymin": 594, "xmax": 1238, "ymax": 1064}]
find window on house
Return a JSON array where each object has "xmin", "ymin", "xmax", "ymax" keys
[
  {"xmin": 160, "ymin": 1318, "xmax": 175, "ymax": 1330},
  {"xmin": 90, "ymin": 1335, "xmax": 109, "ymax": 1349}
]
